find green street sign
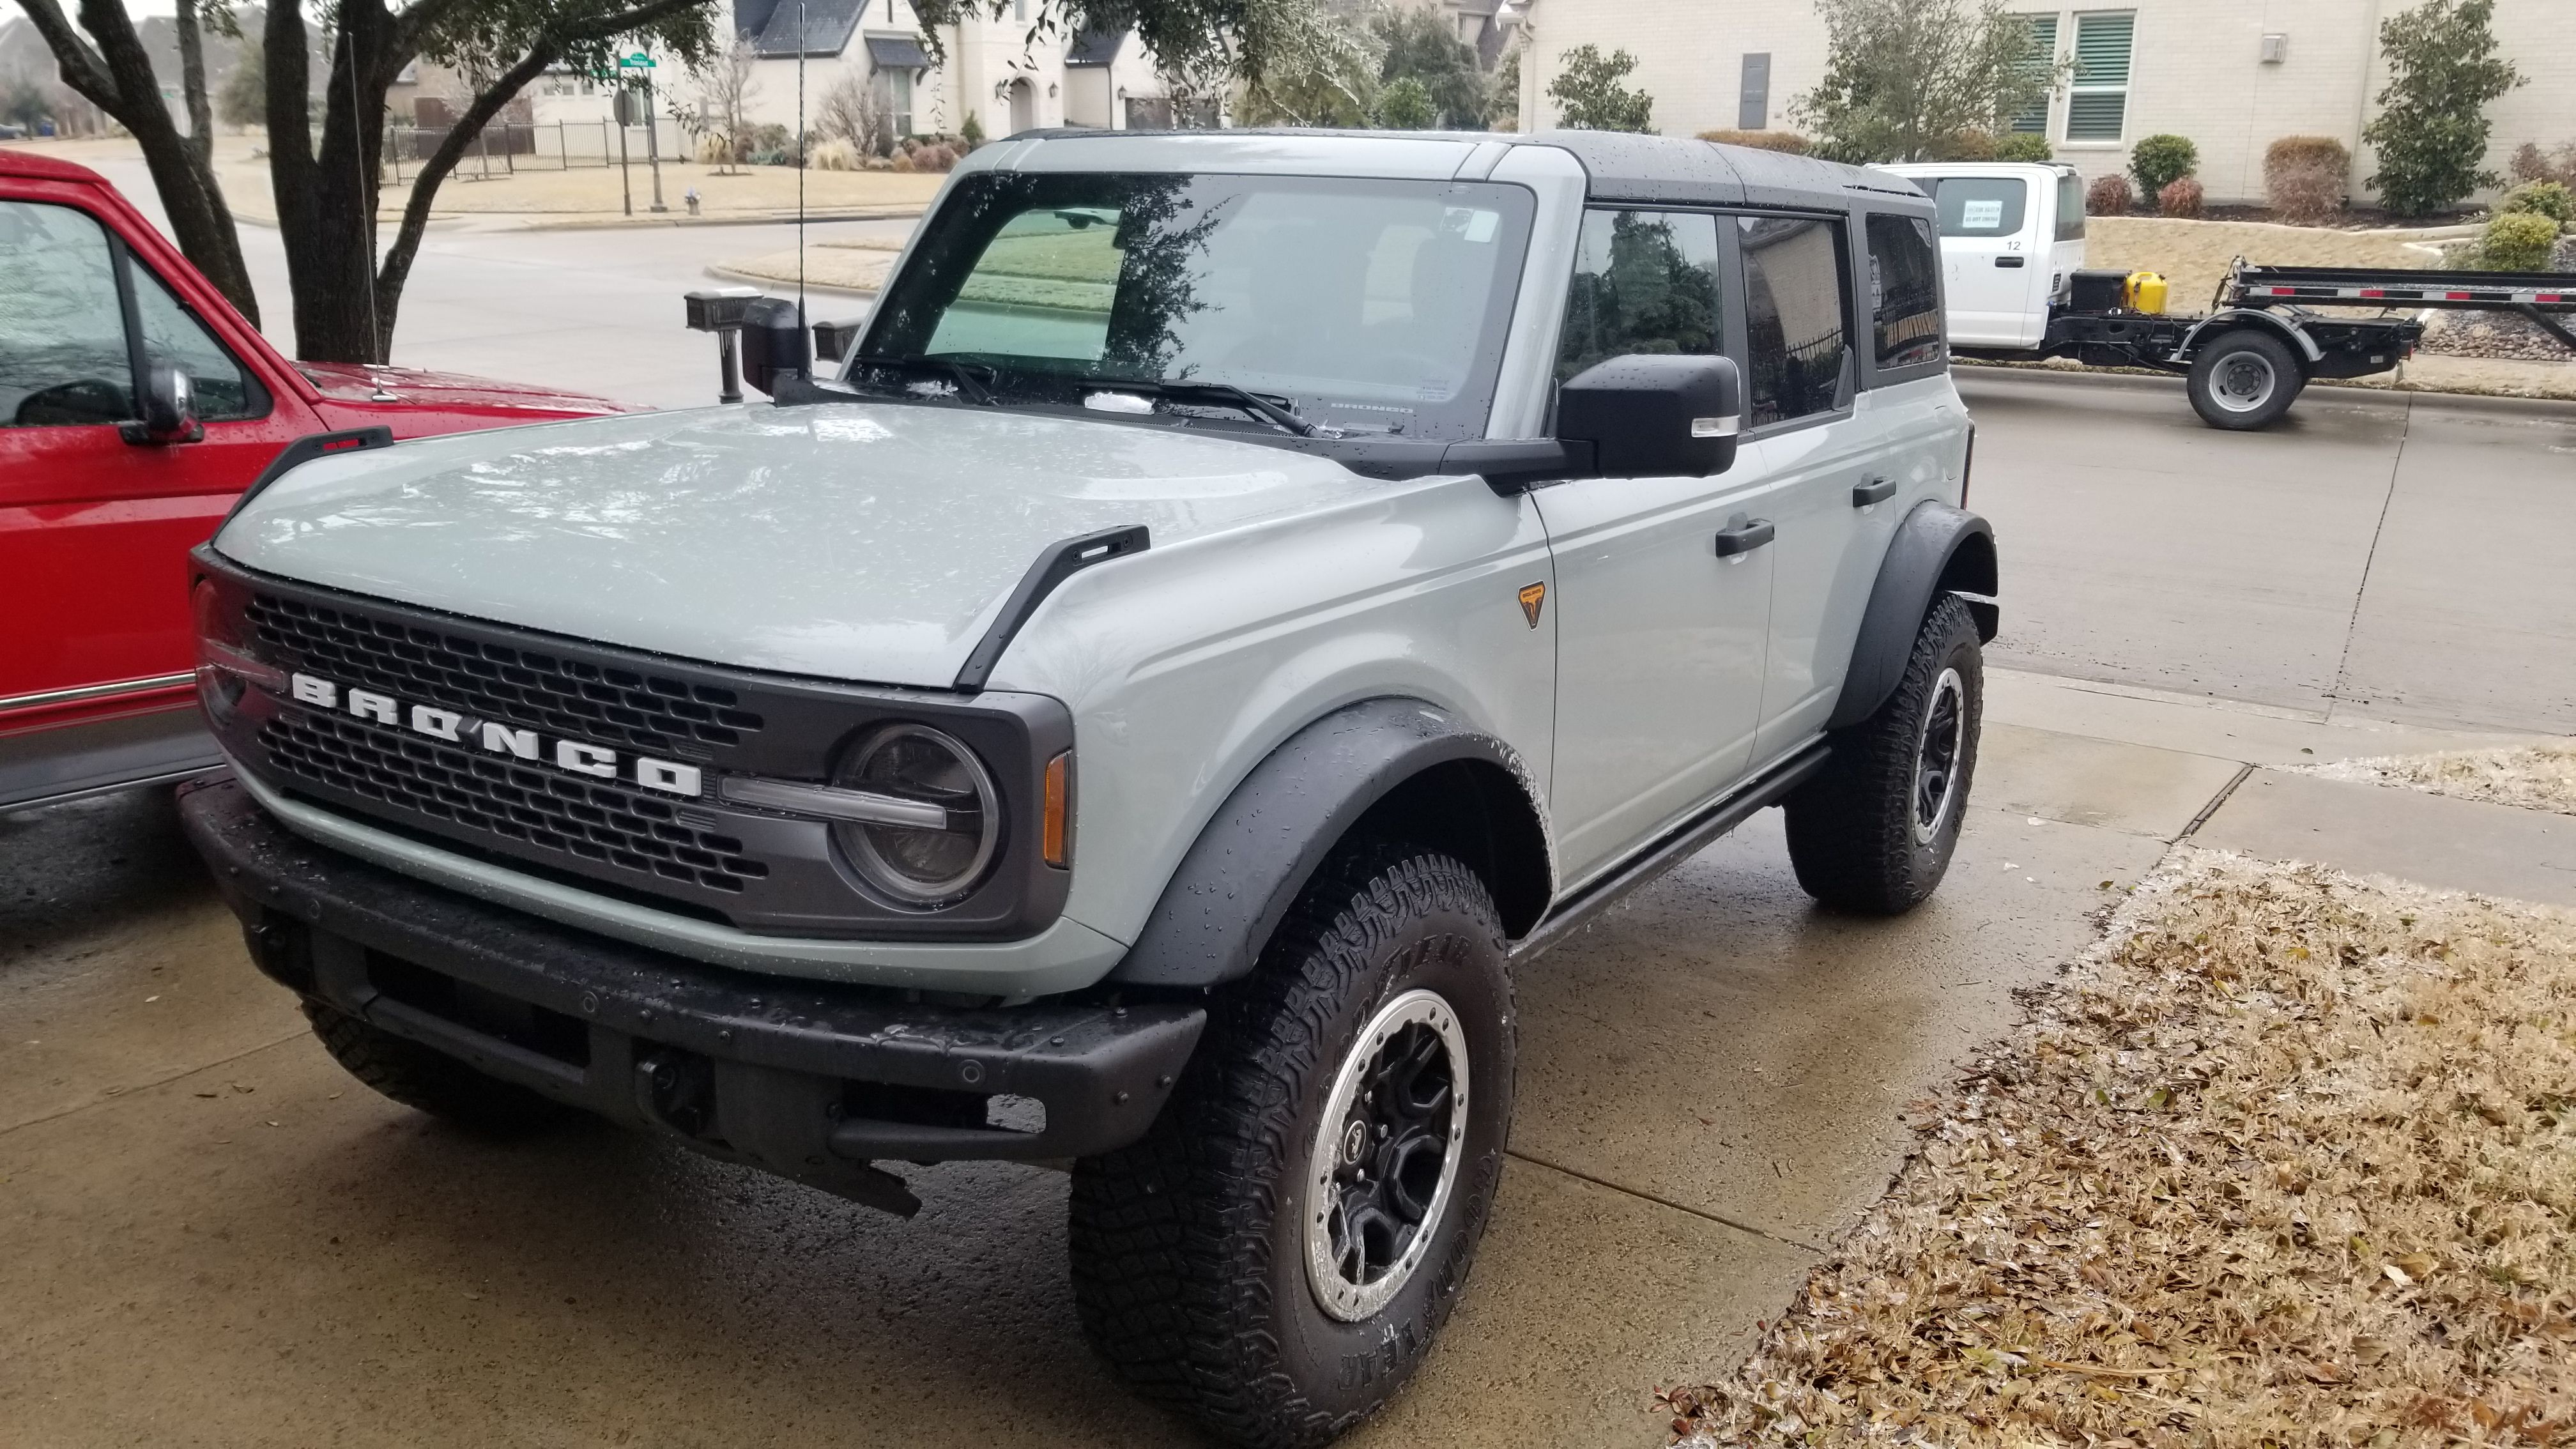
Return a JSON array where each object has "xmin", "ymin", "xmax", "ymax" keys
[{"xmin": 617, "ymin": 52, "xmax": 656, "ymax": 68}]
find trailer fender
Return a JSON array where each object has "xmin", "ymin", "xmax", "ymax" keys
[{"xmin": 2175, "ymin": 309, "xmax": 2324, "ymax": 367}]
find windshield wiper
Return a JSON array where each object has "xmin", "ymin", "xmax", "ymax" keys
[
  {"xmin": 858, "ymin": 353, "xmax": 996, "ymax": 406},
  {"xmin": 1087, "ymin": 378, "xmax": 1317, "ymax": 437}
]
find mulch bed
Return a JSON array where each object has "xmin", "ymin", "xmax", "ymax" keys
[{"xmin": 1666, "ymin": 852, "xmax": 2576, "ymax": 1448}]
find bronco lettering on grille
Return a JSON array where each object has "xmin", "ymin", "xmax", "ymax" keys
[{"xmin": 287, "ymin": 671, "xmax": 704, "ymax": 797}]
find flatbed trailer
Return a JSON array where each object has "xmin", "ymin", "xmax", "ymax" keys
[
  {"xmin": 1962, "ymin": 260, "xmax": 2576, "ymax": 429},
  {"xmin": 1884, "ymin": 162, "xmax": 2573, "ymax": 430}
]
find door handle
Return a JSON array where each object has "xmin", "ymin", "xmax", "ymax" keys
[
  {"xmin": 1713, "ymin": 517, "xmax": 1775, "ymax": 557},
  {"xmin": 1852, "ymin": 477, "xmax": 1897, "ymax": 507},
  {"xmin": 1995, "ymin": 256, "xmax": 2027, "ymax": 268}
]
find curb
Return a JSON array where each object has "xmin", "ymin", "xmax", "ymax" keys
[
  {"xmin": 1954, "ymin": 360, "xmax": 2576, "ymax": 421},
  {"xmin": 702, "ymin": 264, "xmax": 884, "ymax": 300}
]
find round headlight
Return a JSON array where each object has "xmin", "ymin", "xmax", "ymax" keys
[{"xmin": 832, "ymin": 723, "xmax": 1000, "ymax": 908}]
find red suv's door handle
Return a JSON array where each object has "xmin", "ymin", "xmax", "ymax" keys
[{"xmin": 1713, "ymin": 517, "xmax": 1775, "ymax": 556}]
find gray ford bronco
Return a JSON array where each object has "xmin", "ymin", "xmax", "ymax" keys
[{"xmin": 181, "ymin": 129, "xmax": 1994, "ymax": 1446}]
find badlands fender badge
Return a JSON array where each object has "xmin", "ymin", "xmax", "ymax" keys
[
  {"xmin": 286, "ymin": 671, "xmax": 704, "ymax": 797},
  {"xmin": 1517, "ymin": 582, "xmax": 1547, "ymax": 628}
]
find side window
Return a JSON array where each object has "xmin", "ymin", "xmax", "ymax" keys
[
  {"xmin": 1737, "ymin": 215, "xmax": 1851, "ymax": 427},
  {"xmin": 132, "ymin": 264, "xmax": 261, "ymax": 420},
  {"xmin": 2055, "ymin": 171, "xmax": 2087, "ymax": 242},
  {"xmin": 1555, "ymin": 208, "xmax": 1721, "ymax": 381},
  {"xmin": 1932, "ymin": 177, "xmax": 2028, "ymax": 237},
  {"xmin": 0, "ymin": 200, "xmax": 133, "ymax": 427},
  {"xmin": 1865, "ymin": 213, "xmax": 1943, "ymax": 371}
]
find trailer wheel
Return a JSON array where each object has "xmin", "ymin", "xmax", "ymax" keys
[{"xmin": 2188, "ymin": 329, "xmax": 2303, "ymax": 430}]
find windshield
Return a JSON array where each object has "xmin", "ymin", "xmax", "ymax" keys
[{"xmin": 856, "ymin": 172, "xmax": 1536, "ymax": 440}]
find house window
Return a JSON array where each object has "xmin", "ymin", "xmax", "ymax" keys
[
  {"xmin": 2066, "ymin": 11, "xmax": 2133, "ymax": 141},
  {"xmin": 876, "ymin": 67, "xmax": 914, "ymax": 137},
  {"xmin": 1738, "ymin": 53, "xmax": 1769, "ymax": 131},
  {"xmin": 2009, "ymin": 15, "xmax": 2057, "ymax": 134}
]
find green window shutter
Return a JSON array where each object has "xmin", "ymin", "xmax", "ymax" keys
[
  {"xmin": 2074, "ymin": 12, "xmax": 2133, "ymax": 85},
  {"xmin": 2011, "ymin": 15, "xmax": 2058, "ymax": 135},
  {"xmin": 2066, "ymin": 12, "xmax": 2132, "ymax": 141}
]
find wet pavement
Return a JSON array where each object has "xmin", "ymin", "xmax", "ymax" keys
[{"xmin": 8, "ymin": 679, "xmax": 2543, "ymax": 1446}]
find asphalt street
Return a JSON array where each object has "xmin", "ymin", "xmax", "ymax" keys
[{"xmin": 4, "ymin": 203, "xmax": 2573, "ymax": 1445}]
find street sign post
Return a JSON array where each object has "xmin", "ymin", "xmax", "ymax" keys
[{"xmin": 618, "ymin": 54, "xmax": 666, "ymax": 213}]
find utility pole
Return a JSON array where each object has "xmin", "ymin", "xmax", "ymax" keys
[{"xmin": 646, "ymin": 71, "xmax": 666, "ymax": 212}]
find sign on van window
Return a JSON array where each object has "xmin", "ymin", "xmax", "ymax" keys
[{"xmin": 1933, "ymin": 177, "xmax": 2027, "ymax": 238}]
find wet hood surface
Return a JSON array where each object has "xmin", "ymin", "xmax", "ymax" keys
[
  {"xmin": 296, "ymin": 361, "xmax": 629, "ymax": 417},
  {"xmin": 215, "ymin": 401, "xmax": 1379, "ymax": 688}
]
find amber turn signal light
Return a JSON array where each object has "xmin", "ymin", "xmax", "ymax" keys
[{"xmin": 1041, "ymin": 751, "xmax": 1073, "ymax": 868}]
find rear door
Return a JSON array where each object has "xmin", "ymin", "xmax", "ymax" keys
[
  {"xmin": 1537, "ymin": 208, "xmax": 1785, "ymax": 884},
  {"xmin": 0, "ymin": 194, "xmax": 315, "ymax": 733},
  {"xmin": 1754, "ymin": 209, "xmax": 1958, "ymax": 758},
  {"xmin": 1928, "ymin": 173, "xmax": 2046, "ymax": 347}
]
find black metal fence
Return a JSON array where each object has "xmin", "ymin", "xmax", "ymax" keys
[{"xmin": 379, "ymin": 119, "xmax": 691, "ymax": 181}]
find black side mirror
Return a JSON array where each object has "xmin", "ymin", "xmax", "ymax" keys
[
  {"xmin": 737, "ymin": 296, "xmax": 811, "ymax": 397},
  {"xmin": 1556, "ymin": 354, "xmax": 1740, "ymax": 479},
  {"xmin": 122, "ymin": 364, "xmax": 202, "ymax": 445}
]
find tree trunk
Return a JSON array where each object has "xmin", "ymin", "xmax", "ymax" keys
[
  {"xmin": 269, "ymin": 1, "xmax": 393, "ymax": 362},
  {"xmin": 174, "ymin": 0, "xmax": 215, "ymax": 171}
]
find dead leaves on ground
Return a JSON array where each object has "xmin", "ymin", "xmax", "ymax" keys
[{"xmin": 1668, "ymin": 852, "xmax": 2576, "ymax": 1448}]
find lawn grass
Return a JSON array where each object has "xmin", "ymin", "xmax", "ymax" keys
[
  {"xmin": 2310, "ymin": 744, "xmax": 2576, "ymax": 820},
  {"xmin": 1667, "ymin": 851, "xmax": 2576, "ymax": 1448}
]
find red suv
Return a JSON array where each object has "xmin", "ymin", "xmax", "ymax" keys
[{"xmin": 1, "ymin": 147, "xmax": 629, "ymax": 812}]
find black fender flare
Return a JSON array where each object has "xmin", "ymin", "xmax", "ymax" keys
[
  {"xmin": 1108, "ymin": 697, "xmax": 1549, "ymax": 988},
  {"xmin": 1825, "ymin": 501, "xmax": 1998, "ymax": 731}
]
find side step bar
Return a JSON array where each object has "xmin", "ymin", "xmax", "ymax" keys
[{"xmin": 1510, "ymin": 740, "xmax": 1831, "ymax": 965}]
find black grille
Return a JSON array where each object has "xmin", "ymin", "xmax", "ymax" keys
[
  {"xmin": 261, "ymin": 712, "xmax": 770, "ymax": 893},
  {"xmin": 247, "ymin": 592, "xmax": 764, "ymax": 757}
]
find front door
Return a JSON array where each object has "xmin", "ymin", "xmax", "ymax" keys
[
  {"xmin": 1538, "ymin": 208, "xmax": 1782, "ymax": 885},
  {"xmin": 1928, "ymin": 174, "xmax": 2046, "ymax": 348},
  {"xmin": 0, "ymin": 196, "xmax": 310, "ymax": 731}
]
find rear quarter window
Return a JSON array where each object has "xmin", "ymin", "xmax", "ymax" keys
[{"xmin": 1933, "ymin": 178, "xmax": 2027, "ymax": 237}]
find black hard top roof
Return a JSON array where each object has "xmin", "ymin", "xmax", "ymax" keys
[{"xmin": 1003, "ymin": 128, "xmax": 1933, "ymax": 217}]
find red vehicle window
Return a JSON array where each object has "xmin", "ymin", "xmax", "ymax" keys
[{"xmin": 0, "ymin": 199, "xmax": 135, "ymax": 427}]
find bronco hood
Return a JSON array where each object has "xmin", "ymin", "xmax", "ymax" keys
[{"xmin": 213, "ymin": 402, "xmax": 1382, "ymax": 689}]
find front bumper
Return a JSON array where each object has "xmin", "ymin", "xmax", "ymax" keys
[{"xmin": 181, "ymin": 777, "xmax": 1202, "ymax": 1214}]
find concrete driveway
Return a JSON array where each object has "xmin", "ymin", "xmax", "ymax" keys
[{"xmin": 8, "ymin": 197, "xmax": 2576, "ymax": 1443}]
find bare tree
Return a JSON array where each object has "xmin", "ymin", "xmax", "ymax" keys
[
  {"xmin": 675, "ymin": 36, "xmax": 759, "ymax": 173},
  {"xmin": 816, "ymin": 69, "xmax": 894, "ymax": 157}
]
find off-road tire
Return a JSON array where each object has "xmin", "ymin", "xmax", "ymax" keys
[
  {"xmin": 1068, "ymin": 845, "xmax": 1515, "ymax": 1449},
  {"xmin": 2187, "ymin": 328, "xmax": 2304, "ymax": 430},
  {"xmin": 1785, "ymin": 594, "xmax": 1982, "ymax": 915},
  {"xmin": 303, "ymin": 1000, "xmax": 571, "ymax": 1136}
]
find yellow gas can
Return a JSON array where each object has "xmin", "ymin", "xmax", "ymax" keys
[{"xmin": 2124, "ymin": 270, "xmax": 2169, "ymax": 314}]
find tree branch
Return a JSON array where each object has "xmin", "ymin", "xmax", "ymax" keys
[
  {"xmin": 372, "ymin": 40, "xmax": 562, "ymax": 348},
  {"xmin": 13, "ymin": 0, "xmax": 117, "ymax": 112}
]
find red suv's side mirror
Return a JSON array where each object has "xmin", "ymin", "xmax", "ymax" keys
[{"xmin": 123, "ymin": 364, "xmax": 203, "ymax": 445}]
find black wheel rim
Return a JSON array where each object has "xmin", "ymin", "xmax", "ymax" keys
[
  {"xmin": 1912, "ymin": 666, "xmax": 1966, "ymax": 845},
  {"xmin": 1305, "ymin": 988, "xmax": 1468, "ymax": 1321}
]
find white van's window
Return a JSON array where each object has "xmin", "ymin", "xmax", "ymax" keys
[
  {"xmin": 2056, "ymin": 171, "xmax": 2087, "ymax": 242},
  {"xmin": 1933, "ymin": 177, "xmax": 2027, "ymax": 237}
]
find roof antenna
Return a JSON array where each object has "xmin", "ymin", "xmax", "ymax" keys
[
  {"xmin": 796, "ymin": 0, "xmax": 808, "ymax": 334},
  {"xmin": 347, "ymin": 24, "xmax": 393, "ymax": 397}
]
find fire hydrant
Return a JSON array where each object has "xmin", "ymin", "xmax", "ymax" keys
[{"xmin": 685, "ymin": 188, "xmax": 701, "ymax": 217}]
